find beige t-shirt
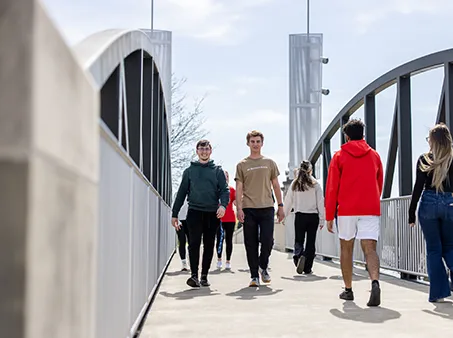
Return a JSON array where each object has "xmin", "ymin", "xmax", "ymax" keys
[{"xmin": 235, "ymin": 156, "xmax": 280, "ymax": 209}]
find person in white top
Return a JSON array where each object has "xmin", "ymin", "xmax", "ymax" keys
[
  {"xmin": 176, "ymin": 198, "xmax": 190, "ymax": 271},
  {"xmin": 283, "ymin": 160, "xmax": 325, "ymax": 274}
]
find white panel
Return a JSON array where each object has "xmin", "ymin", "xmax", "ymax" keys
[
  {"xmin": 97, "ymin": 135, "xmax": 133, "ymax": 338},
  {"xmin": 129, "ymin": 173, "xmax": 150, "ymax": 332}
]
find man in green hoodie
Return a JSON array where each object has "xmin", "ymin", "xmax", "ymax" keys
[{"xmin": 172, "ymin": 139, "xmax": 230, "ymax": 288}]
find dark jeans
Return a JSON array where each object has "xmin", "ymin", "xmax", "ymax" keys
[
  {"xmin": 186, "ymin": 209, "xmax": 220, "ymax": 278},
  {"xmin": 243, "ymin": 207, "xmax": 274, "ymax": 278},
  {"xmin": 176, "ymin": 220, "xmax": 190, "ymax": 260},
  {"xmin": 216, "ymin": 222, "xmax": 235, "ymax": 260},
  {"xmin": 293, "ymin": 212, "xmax": 319, "ymax": 273},
  {"xmin": 418, "ymin": 190, "xmax": 453, "ymax": 301}
]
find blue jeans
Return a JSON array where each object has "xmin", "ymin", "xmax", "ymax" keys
[{"xmin": 418, "ymin": 190, "xmax": 453, "ymax": 301}]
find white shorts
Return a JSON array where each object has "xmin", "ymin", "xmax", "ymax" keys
[{"xmin": 337, "ymin": 216, "xmax": 380, "ymax": 241}]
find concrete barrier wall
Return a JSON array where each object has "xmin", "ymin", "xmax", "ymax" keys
[{"xmin": 0, "ymin": 1, "xmax": 99, "ymax": 338}]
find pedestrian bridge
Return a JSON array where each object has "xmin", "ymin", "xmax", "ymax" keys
[{"xmin": 1, "ymin": 2, "xmax": 453, "ymax": 338}]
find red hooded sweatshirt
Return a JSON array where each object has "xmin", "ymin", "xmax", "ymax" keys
[{"xmin": 325, "ymin": 139, "xmax": 383, "ymax": 221}]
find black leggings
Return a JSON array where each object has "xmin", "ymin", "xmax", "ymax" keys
[
  {"xmin": 294, "ymin": 212, "xmax": 319, "ymax": 273},
  {"xmin": 216, "ymin": 222, "xmax": 235, "ymax": 260},
  {"xmin": 176, "ymin": 220, "xmax": 189, "ymax": 260}
]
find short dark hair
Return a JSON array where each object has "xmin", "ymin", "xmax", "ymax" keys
[
  {"xmin": 196, "ymin": 139, "xmax": 212, "ymax": 149},
  {"xmin": 343, "ymin": 119, "xmax": 365, "ymax": 141},
  {"xmin": 246, "ymin": 130, "xmax": 264, "ymax": 143}
]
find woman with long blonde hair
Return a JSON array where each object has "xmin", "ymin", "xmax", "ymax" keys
[{"xmin": 409, "ymin": 123, "xmax": 453, "ymax": 302}]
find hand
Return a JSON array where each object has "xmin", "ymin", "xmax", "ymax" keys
[
  {"xmin": 319, "ymin": 222, "xmax": 324, "ymax": 230},
  {"xmin": 409, "ymin": 223, "xmax": 415, "ymax": 227},
  {"xmin": 237, "ymin": 208, "xmax": 245, "ymax": 223},
  {"xmin": 216, "ymin": 206, "xmax": 226, "ymax": 219},
  {"xmin": 171, "ymin": 217, "xmax": 181, "ymax": 230},
  {"xmin": 326, "ymin": 220, "xmax": 334, "ymax": 233},
  {"xmin": 277, "ymin": 206, "xmax": 285, "ymax": 223}
]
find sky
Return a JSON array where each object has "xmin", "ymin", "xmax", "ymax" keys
[{"xmin": 41, "ymin": 0, "xmax": 453, "ymax": 196}]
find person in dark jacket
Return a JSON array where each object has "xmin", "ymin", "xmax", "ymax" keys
[
  {"xmin": 172, "ymin": 139, "xmax": 230, "ymax": 288},
  {"xmin": 409, "ymin": 123, "xmax": 453, "ymax": 302}
]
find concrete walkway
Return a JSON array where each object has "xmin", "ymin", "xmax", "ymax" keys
[{"xmin": 140, "ymin": 246, "xmax": 452, "ymax": 338}]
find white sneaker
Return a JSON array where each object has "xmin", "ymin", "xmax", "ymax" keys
[
  {"xmin": 216, "ymin": 260, "xmax": 222, "ymax": 269},
  {"xmin": 225, "ymin": 262, "xmax": 231, "ymax": 270},
  {"xmin": 181, "ymin": 260, "xmax": 188, "ymax": 271}
]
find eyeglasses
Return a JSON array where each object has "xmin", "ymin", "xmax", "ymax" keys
[{"xmin": 197, "ymin": 147, "xmax": 211, "ymax": 152}]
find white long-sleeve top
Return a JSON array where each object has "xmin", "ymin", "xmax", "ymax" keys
[{"xmin": 283, "ymin": 179, "xmax": 325, "ymax": 223}]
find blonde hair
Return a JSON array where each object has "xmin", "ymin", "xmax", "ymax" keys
[{"xmin": 420, "ymin": 123, "xmax": 453, "ymax": 192}]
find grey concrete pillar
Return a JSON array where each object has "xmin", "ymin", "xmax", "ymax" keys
[{"xmin": 0, "ymin": 1, "xmax": 99, "ymax": 337}]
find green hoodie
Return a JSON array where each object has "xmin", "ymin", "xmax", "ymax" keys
[{"xmin": 172, "ymin": 160, "xmax": 229, "ymax": 217}]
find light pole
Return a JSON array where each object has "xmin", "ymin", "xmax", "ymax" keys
[{"xmin": 151, "ymin": 0, "xmax": 154, "ymax": 34}]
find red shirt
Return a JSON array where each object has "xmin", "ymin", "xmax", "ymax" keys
[
  {"xmin": 325, "ymin": 140, "xmax": 383, "ymax": 220},
  {"xmin": 222, "ymin": 186, "xmax": 236, "ymax": 222}
]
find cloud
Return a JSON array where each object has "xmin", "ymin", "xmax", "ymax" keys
[
  {"xmin": 154, "ymin": 0, "xmax": 275, "ymax": 44},
  {"xmin": 353, "ymin": 0, "xmax": 451, "ymax": 34},
  {"xmin": 236, "ymin": 88, "xmax": 248, "ymax": 96},
  {"xmin": 206, "ymin": 109, "xmax": 286, "ymax": 130},
  {"xmin": 234, "ymin": 76, "xmax": 270, "ymax": 86}
]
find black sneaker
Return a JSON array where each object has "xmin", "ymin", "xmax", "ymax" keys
[
  {"xmin": 293, "ymin": 256, "xmax": 298, "ymax": 267},
  {"xmin": 296, "ymin": 256, "xmax": 306, "ymax": 275},
  {"xmin": 186, "ymin": 276, "xmax": 201, "ymax": 288},
  {"xmin": 200, "ymin": 275, "xmax": 210, "ymax": 287},
  {"xmin": 367, "ymin": 283, "xmax": 381, "ymax": 307},
  {"xmin": 339, "ymin": 289, "xmax": 354, "ymax": 301}
]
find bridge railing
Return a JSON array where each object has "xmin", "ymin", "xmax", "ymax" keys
[
  {"xmin": 75, "ymin": 29, "xmax": 174, "ymax": 338},
  {"xmin": 314, "ymin": 196, "xmax": 427, "ymax": 277}
]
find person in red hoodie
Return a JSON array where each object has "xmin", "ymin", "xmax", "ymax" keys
[{"xmin": 325, "ymin": 119, "xmax": 383, "ymax": 307}]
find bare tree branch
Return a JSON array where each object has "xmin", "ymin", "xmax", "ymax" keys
[{"xmin": 171, "ymin": 75, "xmax": 208, "ymax": 190}]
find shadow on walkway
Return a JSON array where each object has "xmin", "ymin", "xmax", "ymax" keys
[
  {"xmin": 165, "ymin": 270, "xmax": 190, "ymax": 277},
  {"xmin": 159, "ymin": 287, "xmax": 220, "ymax": 300},
  {"xmin": 329, "ymin": 274, "xmax": 368, "ymax": 281},
  {"xmin": 226, "ymin": 286, "xmax": 283, "ymax": 300},
  {"xmin": 281, "ymin": 275, "xmax": 328, "ymax": 282},
  {"xmin": 209, "ymin": 269, "xmax": 236, "ymax": 275},
  {"xmin": 422, "ymin": 301, "xmax": 453, "ymax": 320},
  {"xmin": 330, "ymin": 301, "xmax": 401, "ymax": 323}
]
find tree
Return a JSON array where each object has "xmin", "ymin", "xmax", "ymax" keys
[{"xmin": 171, "ymin": 76, "xmax": 208, "ymax": 191}]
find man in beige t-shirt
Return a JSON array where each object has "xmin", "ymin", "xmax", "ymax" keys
[{"xmin": 235, "ymin": 130, "xmax": 285, "ymax": 287}]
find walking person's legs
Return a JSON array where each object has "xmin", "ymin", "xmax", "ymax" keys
[
  {"xmin": 186, "ymin": 210, "xmax": 203, "ymax": 287},
  {"xmin": 176, "ymin": 222, "xmax": 188, "ymax": 271},
  {"xmin": 303, "ymin": 214, "xmax": 320, "ymax": 274},
  {"xmin": 356, "ymin": 216, "xmax": 381, "ymax": 306},
  {"xmin": 176, "ymin": 228, "xmax": 187, "ymax": 260},
  {"xmin": 418, "ymin": 193, "xmax": 451, "ymax": 302},
  {"xmin": 243, "ymin": 209, "xmax": 260, "ymax": 286},
  {"xmin": 337, "ymin": 216, "xmax": 357, "ymax": 301},
  {"xmin": 200, "ymin": 212, "xmax": 221, "ymax": 286},
  {"xmin": 215, "ymin": 223, "xmax": 225, "ymax": 268},
  {"xmin": 258, "ymin": 207, "xmax": 275, "ymax": 283},
  {"xmin": 441, "ymin": 206, "xmax": 453, "ymax": 278},
  {"xmin": 222, "ymin": 222, "xmax": 235, "ymax": 269},
  {"xmin": 293, "ymin": 212, "xmax": 307, "ymax": 270}
]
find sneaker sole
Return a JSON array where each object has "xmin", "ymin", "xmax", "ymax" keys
[
  {"xmin": 249, "ymin": 282, "xmax": 259, "ymax": 287},
  {"xmin": 296, "ymin": 256, "xmax": 306, "ymax": 275},
  {"xmin": 261, "ymin": 275, "xmax": 271, "ymax": 284}
]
